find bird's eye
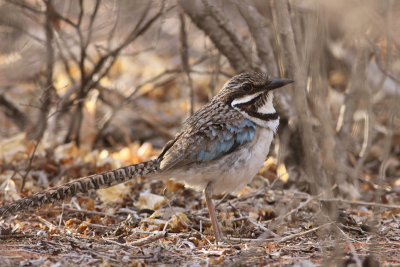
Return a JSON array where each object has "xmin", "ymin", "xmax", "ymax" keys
[{"xmin": 241, "ymin": 83, "xmax": 252, "ymax": 91}]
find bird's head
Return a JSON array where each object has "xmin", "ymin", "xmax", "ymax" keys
[{"xmin": 216, "ymin": 72, "xmax": 293, "ymax": 129}]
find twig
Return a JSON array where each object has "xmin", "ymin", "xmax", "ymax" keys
[
  {"xmin": 354, "ymin": 109, "xmax": 374, "ymax": 181},
  {"xmin": 179, "ymin": 10, "xmax": 195, "ymax": 116},
  {"xmin": 95, "ymin": 55, "xmax": 209, "ymax": 143},
  {"xmin": 271, "ymin": 185, "xmax": 337, "ymax": 228},
  {"xmin": 374, "ymin": 53, "xmax": 400, "ymax": 84},
  {"xmin": 53, "ymin": 30, "xmax": 76, "ymax": 84},
  {"xmin": 20, "ymin": 140, "xmax": 40, "ymax": 192},
  {"xmin": 51, "ymin": 207, "xmax": 120, "ymax": 219},
  {"xmin": 36, "ymin": 216, "xmax": 58, "ymax": 230},
  {"xmin": 319, "ymin": 199, "xmax": 400, "ymax": 210},
  {"xmin": 207, "ymin": 52, "xmax": 221, "ymax": 98},
  {"xmin": 0, "ymin": 234, "xmax": 35, "ymax": 239},
  {"xmin": 247, "ymin": 217, "xmax": 279, "ymax": 238},
  {"xmin": 5, "ymin": 0, "xmax": 43, "ymax": 14},
  {"xmin": 227, "ymin": 236, "xmax": 275, "ymax": 242},
  {"xmin": 162, "ymin": 217, "xmax": 173, "ymax": 232},
  {"xmin": 128, "ymin": 231, "xmax": 166, "ymax": 246},
  {"xmin": 65, "ymin": 3, "xmax": 171, "ymax": 144},
  {"xmin": 84, "ymin": 0, "xmax": 101, "ymax": 50},
  {"xmin": 277, "ymin": 222, "xmax": 331, "ymax": 244},
  {"xmin": 84, "ymin": 222, "xmax": 115, "ymax": 231},
  {"xmin": 128, "ymin": 55, "xmax": 209, "ymax": 100},
  {"xmin": 87, "ymin": 250, "xmax": 120, "ymax": 263},
  {"xmin": 271, "ymin": 194, "xmax": 316, "ymax": 226}
]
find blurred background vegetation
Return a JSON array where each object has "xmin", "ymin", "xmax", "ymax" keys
[
  {"xmin": 1, "ymin": 0, "xmax": 398, "ymax": 199},
  {"xmin": 0, "ymin": 0, "xmax": 399, "ymax": 264}
]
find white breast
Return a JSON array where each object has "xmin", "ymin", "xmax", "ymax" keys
[
  {"xmin": 212, "ymin": 127, "xmax": 273, "ymax": 194},
  {"xmin": 162, "ymin": 127, "xmax": 274, "ymax": 195}
]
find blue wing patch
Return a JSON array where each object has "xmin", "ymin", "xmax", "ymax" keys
[{"xmin": 197, "ymin": 120, "xmax": 256, "ymax": 162}]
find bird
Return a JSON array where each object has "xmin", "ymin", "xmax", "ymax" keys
[{"xmin": 0, "ymin": 72, "xmax": 293, "ymax": 242}]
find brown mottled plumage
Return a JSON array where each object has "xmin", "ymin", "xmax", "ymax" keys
[
  {"xmin": 0, "ymin": 72, "xmax": 293, "ymax": 242},
  {"xmin": 0, "ymin": 160, "xmax": 159, "ymax": 217}
]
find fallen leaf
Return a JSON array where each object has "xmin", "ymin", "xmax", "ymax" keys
[
  {"xmin": 97, "ymin": 183, "xmax": 131, "ymax": 204},
  {"xmin": 135, "ymin": 192, "xmax": 165, "ymax": 210}
]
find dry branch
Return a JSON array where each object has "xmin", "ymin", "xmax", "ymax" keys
[
  {"xmin": 179, "ymin": 11, "xmax": 195, "ymax": 115},
  {"xmin": 0, "ymin": 93, "xmax": 31, "ymax": 130},
  {"xmin": 270, "ymin": 0, "xmax": 329, "ymax": 195},
  {"xmin": 277, "ymin": 222, "xmax": 332, "ymax": 244},
  {"xmin": 128, "ymin": 231, "xmax": 166, "ymax": 246},
  {"xmin": 235, "ymin": 0, "xmax": 277, "ymax": 75},
  {"xmin": 27, "ymin": 0, "xmax": 57, "ymax": 142},
  {"xmin": 178, "ymin": 0, "xmax": 252, "ymax": 73}
]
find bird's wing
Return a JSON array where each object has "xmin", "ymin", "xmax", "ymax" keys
[{"xmin": 159, "ymin": 102, "xmax": 256, "ymax": 171}]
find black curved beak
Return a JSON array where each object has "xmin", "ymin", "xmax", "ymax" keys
[{"xmin": 267, "ymin": 78, "xmax": 294, "ymax": 90}]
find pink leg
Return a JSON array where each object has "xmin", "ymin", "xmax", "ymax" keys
[{"xmin": 204, "ymin": 182, "xmax": 223, "ymax": 242}]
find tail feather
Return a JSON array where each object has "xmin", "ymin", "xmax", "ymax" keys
[{"xmin": 0, "ymin": 159, "xmax": 160, "ymax": 218}]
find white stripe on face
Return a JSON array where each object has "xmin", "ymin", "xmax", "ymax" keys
[{"xmin": 231, "ymin": 92, "xmax": 263, "ymax": 107}]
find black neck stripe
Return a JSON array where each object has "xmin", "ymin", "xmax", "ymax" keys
[
  {"xmin": 244, "ymin": 110, "xmax": 279, "ymax": 121},
  {"xmin": 232, "ymin": 92, "xmax": 278, "ymax": 122},
  {"xmin": 234, "ymin": 103, "xmax": 278, "ymax": 121}
]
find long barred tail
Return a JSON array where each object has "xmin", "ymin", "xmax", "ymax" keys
[{"xmin": 0, "ymin": 159, "xmax": 160, "ymax": 218}]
